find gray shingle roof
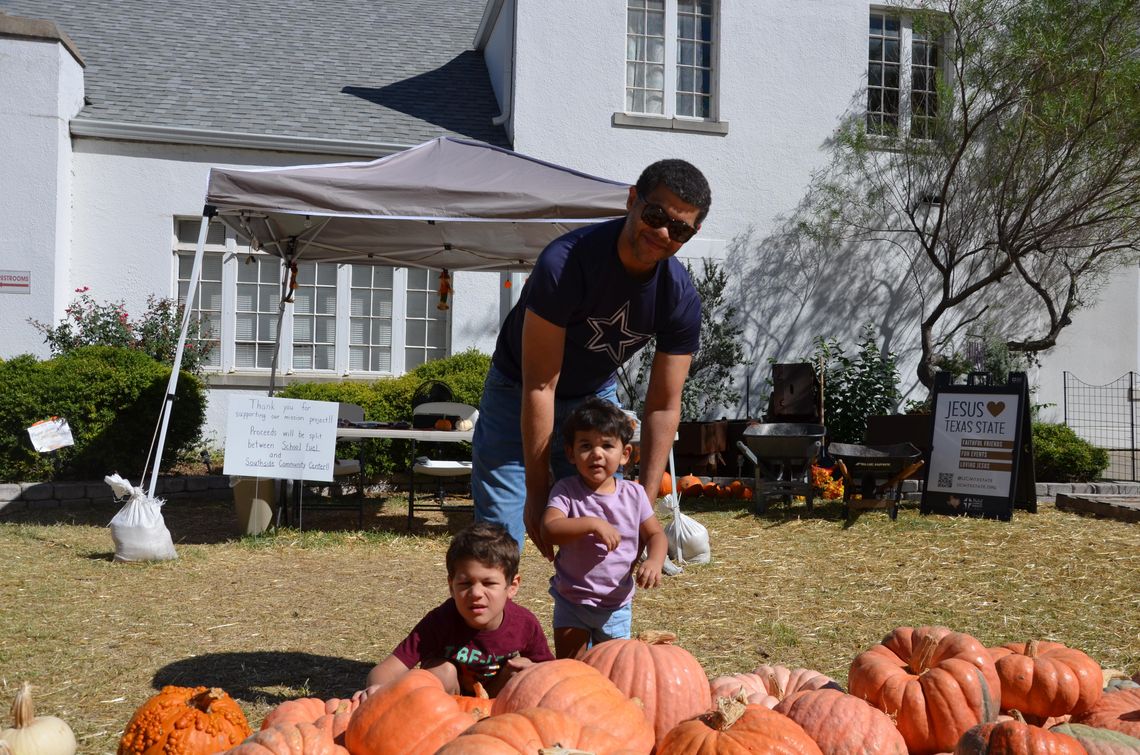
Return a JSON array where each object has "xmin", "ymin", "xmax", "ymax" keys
[{"xmin": 0, "ymin": 0, "xmax": 508, "ymax": 147}]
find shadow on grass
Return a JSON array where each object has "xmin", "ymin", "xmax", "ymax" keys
[{"xmin": 152, "ymin": 652, "xmax": 373, "ymax": 703}]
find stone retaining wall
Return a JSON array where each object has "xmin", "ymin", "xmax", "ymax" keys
[{"xmin": 0, "ymin": 475, "xmax": 232, "ymax": 514}]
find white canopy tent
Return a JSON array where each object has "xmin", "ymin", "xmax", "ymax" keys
[{"xmin": 146, "ymin": 137, "xmax": 632, "ymax": 495}]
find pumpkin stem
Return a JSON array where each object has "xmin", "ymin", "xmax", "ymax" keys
[
  {"xmin": 189, "ymin": 687, "xmax": 227, "ymax": 712},
  {"xmin": 912, "ymin": 635, "xmax": 940, "ymax": 675},
  {"xmin": 705, "ymin": 691, "xmax": 748, "ymax": 731},
  {"xmin": 766, "ymin": 670, "xmax": 787, "ymax": 701},
  {"xmin": 636, "ymin": 630, "xmax": 678, "ymax": 645},
  {"xmin": 10, "ymin": 682, "xmax": 34, "ymax": 729},
  {"xmin": 538, "ymin": 747, "xmax": 595, "ymax": 755},
  {"xmin": 1025, "ymin": 640, "xmax": 1039, "ymax": 659},
  {"xmin": 1009, "ymin": 709, "xmax": 1027, "ymax": 724},
  {"xmin": 472, "ymin": 682, "xmax": 489, "ymax": 700}
]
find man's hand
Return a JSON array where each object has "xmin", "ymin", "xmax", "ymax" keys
[
  {"xmin": 351, "ymin": 683, "xmax": 383, "ymax": 703},
  {"xmin": 525, "ymin": 492, "xmax": 555, "ymax": 561}
]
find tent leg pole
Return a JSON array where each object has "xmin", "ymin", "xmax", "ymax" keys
[{"xmin": 147, "ymin": 209, "xmax": 213, "ymax": 498}]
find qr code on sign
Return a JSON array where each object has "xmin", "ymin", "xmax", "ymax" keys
[{"xmin": 938, "ymin": 472, "xmax": 954, "ymax": 488}]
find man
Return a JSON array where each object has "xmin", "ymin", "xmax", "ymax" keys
[{"xmin": 471, "ymin": 159, "xmax": 711, "ymax": 558}]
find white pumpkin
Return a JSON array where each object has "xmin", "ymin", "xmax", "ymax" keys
[{"xmin": 0, "ymin": 683, "xmax": 76, "ymax": 755}]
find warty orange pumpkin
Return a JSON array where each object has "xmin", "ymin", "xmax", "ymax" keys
[
  {"xmin": 490, "ymin": 659, "xmax": 655, "ymax": 754},
  {"xmin": 848, "ymin": 625, "xmax": 1001, "ymax": 755},
  {"xmin": 656, "ymin": 693, "xmax": 823, "ymax": 755},
  {"xmin": 988, "ymin": 640, "xmax": 1103, "ymax": 722},
  {"xmin": 774, "ymin": 688, "xmax": 907, "ymax": 755},
  {"xmin": 343, "ymin": 670, "xmax": 482, "ymax": 754},
  {"xmin": 578, "ymin": 630, "xmax": 711, "ymax": 744},
  {"xmin": 117, "ymin": 685, "xmax": 251, "ymax": 755}
]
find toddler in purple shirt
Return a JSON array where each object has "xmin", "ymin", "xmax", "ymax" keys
[{"xmin": 541, "ymin": 397, "xmax": 668, "ymax": 658}]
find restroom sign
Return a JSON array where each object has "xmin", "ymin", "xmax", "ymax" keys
[
  {"xmin": 0, "ymin": 270, "xmax": 31, "ymax": 293},
  {"xmin": 921, "ymin": 373, "xmax": 1035, "ymax": 521}
]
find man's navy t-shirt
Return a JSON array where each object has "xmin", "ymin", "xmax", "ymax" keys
[
  {"xmin": 391, "ymin": 598, "xmax": 553, "ymax": 692},
  {"xmin": 492, "ymin": 218, "xmax": 701, "ymax": 397}
]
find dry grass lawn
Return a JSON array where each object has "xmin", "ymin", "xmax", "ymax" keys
[{"xmin": 1, "ymin": 492, "xmax": 1138, "ymax": 754}]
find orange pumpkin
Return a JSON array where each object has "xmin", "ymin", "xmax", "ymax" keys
[
  {"xmin": 436, "ymin": 707, "xmax": 636, "ymax": 755},
  {"xmin": 452, "ymin": 682, "xmax": 494, "ymax": 717},
  {"xmin": 988, "ymin": 639, "xmax": 1103, "ymax": 722},
  {"xmin": 434, "ymin": 418, "xmax": 454, "ymax": 431},
  {"xmin": 1072, "ymin": 688, "xmax": 1140, "ymax": 738},
  {"xmin": 702, "ymin": 481, "xmax": 719, "ymax": 497},
  {"xmin": 1051, "ymin": 723, "xmax": 1140, "ymax": 754},
  {"xmin": 579, "ymin": 630, "xmax": 711, "ymax": 744},
  {"xmin": 658, "ymin": 471, "xmax": 674, "ymax": 498},
  {"xmin": 223, "ymin": 722, "xmax": 348, "ymax": 755},
  {"xmin": 848, "ymin": 625, "xmax": 1001, "ymax": 755},
  {"xmin": 728, "ymin": 480, "xmax": 745, "ymax": 498},
  {"xmin": 343, "ymin": 670, "xmax": 481, "ymax": 754},
  {"xmin": 709, "ymin": 665, "xmax": 838, "ymax": 708},
  {"xmin": 118, "ymin": 685, "xmax": 252, "ymax": 755},
  {"xmin": 678, "ymin": 474, "xmax": 703, "ymax": 496},
  {"xmin": 775, "ymin": 688, "xmax": 908, "ymax": 755},
  {"xmin": 491, "ymin": 659, "xmax": 655, "ymax": 753},
  {"xmin": 954, "ymin": 715, "xmax": 1085, "ymax": 754},
  {"xmin": 260, "ymin": 697, "xmax": 358, "ymax": 746},
  {"xmin": 656, "ymin": 694, "xmax": 823, "ymax": 754}
]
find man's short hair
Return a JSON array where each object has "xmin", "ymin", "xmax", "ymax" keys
[
  {"xmin": 561, "ymin": 396, "xmax": 635, "ymax": 448},
  {"xmin": 446, "ymin": 521, "xmax": 520, "ymax": 581},
  {"xmin": 635, "ymin": 159, "xmax": 712, "ymax": 223}
]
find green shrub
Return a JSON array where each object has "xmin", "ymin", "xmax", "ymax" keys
[
  {"xmin": 0, "ymin": 346, "xmax": 205, "ymax": 482},
  {"xmin": 812, "ymin": 325, "xmax": 902, "ymax": 443},
  {"xmin": 1032, "ymin": 422, "xmax": 1110, "ymax": 482},
  {"xmin": 278, "ymin": 349, "xmax": 491, "ymax": 478}
]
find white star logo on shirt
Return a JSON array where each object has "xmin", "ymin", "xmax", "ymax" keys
[{"xmin": 584, "ymin": 302, "xmax": 652, "ymax": 364}]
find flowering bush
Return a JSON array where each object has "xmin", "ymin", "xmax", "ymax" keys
[
  {"xmin": 29, "ymin": 287, "xmax": 214, "ymax": 375},
  {"xmin": 811, "ymin": 464, "xmax": 845, "ymax": 500}
]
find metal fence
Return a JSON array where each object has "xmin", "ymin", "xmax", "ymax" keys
[{"xmin": 1063, "ymin": 371, "xmax": 1139, "ymax": 481}]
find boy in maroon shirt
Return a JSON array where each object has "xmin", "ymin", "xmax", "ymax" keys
[{"xmin": 355, "ymin": 522, "xmax": 553, "ymax": 698}]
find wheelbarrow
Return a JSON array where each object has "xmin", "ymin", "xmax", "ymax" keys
[
  {"xmin": 735, "ymin": 423, "xmax": 826, "ymax": 514},
  {"xmin": 827, "ymin": 442, "xmax": 924, "ymax": 520}
]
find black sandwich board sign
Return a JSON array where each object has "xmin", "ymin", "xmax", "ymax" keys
[{"xmin": 920, "ymin": 371, "xmax": 1037, "ymax": 520}]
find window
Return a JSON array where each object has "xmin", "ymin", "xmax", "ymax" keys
[
  {"xmin": 626, "ymin": 0, "xmax": 715, "ymax": 119},
  {"xmin": 867, "ymin": 10, "xmax": 941, "ymax": 138},
  {"xmin": 174, "ymin": 219, "xmax": 448, "ymax": 376}
]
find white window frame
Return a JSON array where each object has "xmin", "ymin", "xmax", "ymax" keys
[
  {"xmin": 867, "ymin": 8, "xmax": 945, "ymax": 140},
  {"xmin": 173, "ymin": 218, "xmax": 450, "ymax": 378},
  {"xmin": 615, "ymin": 0, "xmax": 728, "ymax": 135}
]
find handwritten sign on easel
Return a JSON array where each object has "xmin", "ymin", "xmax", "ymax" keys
[{"xmin": 222, "ymin": 396, "xmax": 337, "ymax": 481}]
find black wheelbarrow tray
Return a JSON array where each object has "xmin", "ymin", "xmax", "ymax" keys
[
  {"xmin": 735, "ymin": 423, "xmax": 826, "ymax": 514},
  {"xmin": 827, "ymin": 442, "xmax": 924, "ymax": 520}
]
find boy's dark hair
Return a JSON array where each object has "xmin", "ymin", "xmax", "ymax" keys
[
  {"xmin": 446, "ymin": 521, "xmax": 520, "ymax": 581},
  {"xmin": 561, "ymin": 396, "xmax": 634, "ymax": 447},
  {"xmin": 635, "ymin": 159, "xmax": 712, "ymax": 223}
]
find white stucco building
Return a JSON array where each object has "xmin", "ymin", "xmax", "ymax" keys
[{"xmin": 2, "ymin": 0, "xmax": 1136, "ymax": 445}]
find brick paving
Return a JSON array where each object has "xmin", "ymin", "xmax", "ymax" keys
[{"xmin": 1055, "ymin": 493, "xmax": 1140, "ymax": 523}]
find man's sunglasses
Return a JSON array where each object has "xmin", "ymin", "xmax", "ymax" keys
[{"xmin": 638, "ymin": 194, "xmax": 698, "ymax": 243}]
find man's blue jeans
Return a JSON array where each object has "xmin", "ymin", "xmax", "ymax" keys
[{"xmin": 471, "ymin": 363, "xmax": 619, "ymax": 550}]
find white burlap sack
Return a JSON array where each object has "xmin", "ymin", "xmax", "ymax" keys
[
  {"xmin": 662, "ymin": 494, "xmax": 710, "ymax": 565},
  {"xmin": 105, "ymin": 474, "xmax": 177, "ymax": 562}
]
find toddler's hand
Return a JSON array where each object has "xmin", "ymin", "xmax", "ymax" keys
[
  {"xmin": 592, "ymin": 520, "xmax": 621, "ymax": 551},
  {"xmin": 635, "ymin": 559, "xmax": 662, "ymax": 589}
]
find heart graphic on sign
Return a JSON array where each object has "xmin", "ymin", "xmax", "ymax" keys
[{"xmin": 986, "ymin": 401, "xmax": 1005, "ymax": 417}]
